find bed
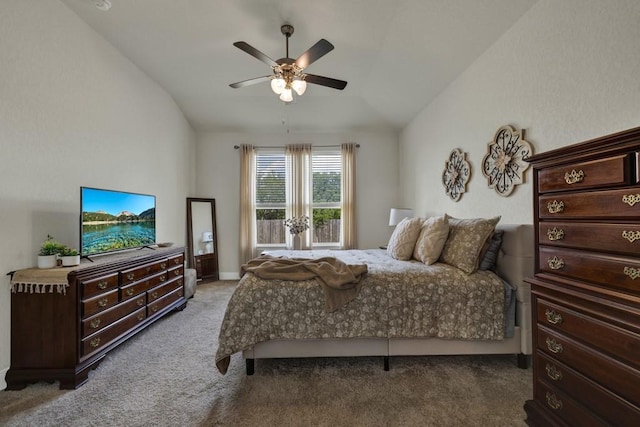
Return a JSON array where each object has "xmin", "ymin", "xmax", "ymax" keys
[{"xmin": 216, "ymin": 223, "xmax": 533, "ymax": 375}]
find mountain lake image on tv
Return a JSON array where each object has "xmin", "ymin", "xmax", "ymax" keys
[{"xmin": 81, "ymin": 187, "xmax": 156, "ymax": 256}]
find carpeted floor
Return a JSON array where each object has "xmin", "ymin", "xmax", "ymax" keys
[{"xmin": 0, "ymin": 280, "xmax": 532, "ymax": 426}]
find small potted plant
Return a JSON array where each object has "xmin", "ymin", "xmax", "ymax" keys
[
  {"xmin": 37, "ymin": 235, "xmax": 64, "ymax": 269},
  {"xmin": 59, "ymin": 246, "xmax": 81, "ymax": 267}
]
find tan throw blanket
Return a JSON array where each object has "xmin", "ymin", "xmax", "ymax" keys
[{"xmin": 241, "ymin": 255, "xmax": 368, "ymax": 312}]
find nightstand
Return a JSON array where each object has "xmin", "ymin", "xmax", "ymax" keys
[{"xmin": 194, "ymin": 253, "xmax": 219, "ymax": 281}]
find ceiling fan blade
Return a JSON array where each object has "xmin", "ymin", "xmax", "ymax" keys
[
  {"xmin": 233, "ymin": 42, "xmax": 278, "ymax": 67},
  {"xmin": 229, "ymin": 75, "xmax": 272, "ymax": 89},
  {"xmin": 294, "ymin": 39, "xmax": 334, "ymax": 69},
  {"xmin": 304, "ymin": 74, "xmax": 347, "ymax": 90}
]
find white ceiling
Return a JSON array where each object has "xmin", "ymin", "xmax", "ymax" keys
[{"xmin": 60, "ymin": 0, "xmax": 538, "ymax": 133}]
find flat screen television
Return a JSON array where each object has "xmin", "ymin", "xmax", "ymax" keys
[{"xmin": 81, "ymin": 187, "xmax": 156, "ymax": 257}]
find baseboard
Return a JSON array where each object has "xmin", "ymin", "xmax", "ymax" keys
[
  {"xmin": 219, "ymin": 272, "xmax": 240, "ymax": 280},
  {"xmin": 1, "ymin": 366, "xmax": 8, "ymax": 390}
]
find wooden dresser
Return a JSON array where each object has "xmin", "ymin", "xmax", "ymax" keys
[
  {"xmin": 7, "ymin": 246, "xmax": 186, "ymax": 390},
  {"xmin": 524, "ymin": 127, "xmax": 640, "ymax": 425}
]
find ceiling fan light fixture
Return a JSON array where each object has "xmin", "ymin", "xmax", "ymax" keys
[
  {"xmin": 270, "ymin": 77, "xmax": 286, "ymax": 95},
  {"xmin": 279, "ymin": 88, "xmax": 293, "ymax": 103},
  {"xmin": 291, "ymin": 79, "xmax": 307, "ymax": 96}
]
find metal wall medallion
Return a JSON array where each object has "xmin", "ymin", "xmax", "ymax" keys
[
  {"xmin": 442, "ymin": 148, "xmax": 471, "ymax": 201},
  {"xmin": 481, "ymin": 125, "xmax": 534, "ymax": 197}
]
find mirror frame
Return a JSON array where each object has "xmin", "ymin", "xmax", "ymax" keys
[{"xmin": 186, "ymin": 198, "xmax": 218, "ymax": 278}]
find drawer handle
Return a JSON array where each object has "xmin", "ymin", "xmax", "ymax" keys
[
  {"xmin": 623, "ymin": 266, "xmax": 640, "ymax": 280},
  {"xmin": 545, "ymin": 337, "xmax": 564, "ymax": 354},
  {"xmin": 622, "ymin": 230, "xmax": 640, "ymax": 243},
  {"xmin": 97, "ymin": 298, "xmax": 108, "ymax": 307},
  {"xmin": 545, "ymin": 309, "xmax": 563, "ymax": 325},
  {"xmin": 545, "ymin": 392, "xmax": 563, "ymax": 411},
  {"xmin": 564, "ymin": 169, "xmax": 584, "ymax": 184},
  {"xmin": 146, "ymin": 266, "xmax": 151, "ymax": 273},
  {"xmin": 161, "ymin": 262, "xmax": 167, "ymax": 269},
  {"xmin": 90, "ymin": 318, "xmax": 101, "ymax": 329},
  {"xmin": 547, "ymin": 200, "xmax": 565, "ymax": 214},
  {"xmin": 160, "ymin": 275, "xmax": 166, "ymax": 282},
  {"xmin": 90, "ymin": 337, "xmax": 101, "ymax": 348},
  {"xmin": 97, "ymin": 280, "xmax": 108, "ymax": 290},
  {"xmin": 127, "ymin": 273, "xmax": 135, "ymax": 281},
  {"xmin": 622, "ymin": 194, "xmax": 640, "ymax": 207},
  {"xmin": 547, "ymin": 227, "xmax": 565, "ymax": 241},
  {"xmin": 151, "ymin": 305, "xmax": 159, "ymax": 313},
  {"xmin": 174, "ymin": 269, "xmax": 181, "ymax": 276},
  {"xmin": 136, "ymin": 298, "xmax": 145, "ymax": 307},
  {"xmin": 174, "ymin": 258, "xmax": 180, "ymax": 265},
  {"xmin": 547, "ymin": 256, "xmax": 565, "ymax": 270},
  {"xmin": 126, "ymin": 288, "xmax": 134, "ymax": 296},
  {"xmin": 137, "ymin": 313, "xmax": 145, "ymax": 321},
  {"xmin": 545, "ymin": 363, "xmax": 563, "ymax": 381},
  {"xmin": 151, "ymin": 292, "xmax": 158, "ymax": 300}
]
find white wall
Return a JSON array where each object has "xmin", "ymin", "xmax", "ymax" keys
[
  {"xmin": 0, "ymin": 1, "xmax": 196, "ymax": 389},
  {"xmin": 196, "ymin": 131, "xmax": 399, "ymax": 277},
  {"xmin": 399, "ymin": 0, "xmax": 640, "ymax": 222}
]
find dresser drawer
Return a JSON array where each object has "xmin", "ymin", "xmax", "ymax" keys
[
  {"xmin": 81, "ymin": 294, "xmax": 145, "ymax": 338},
  {"xmin": 537, "ymin": 298, "xmax": 640, "ymax": 369},
  {"xmin": 536, "ymin": 351, "xmax": 640, "ymax": 425},
  {"xmin": 538, "ymin": 154, "xmax": 632, "ymax": 193},
  {"xmin": 147, "ymin": 286, "xmax": 183, "ymax": 317},
  {"xmin": 537, "ymin": 326, "xmax": 640, "ymax": 407},
  {"xmin": 147, "ymin": 277, "xmax": 183, "ymax": 304},
  {"xmin": 121, "ymin": 259, "xmax": 169, "ymax": 285},
  {"xmin": 539, "ymin": 246, "xmax": 640, "ymax": 296},
  {"xmin": 81, "ymin": 307, "xmax": 146, "ymax": 358},
  {"xmin": 81, "ymin": 273, "xmax": 119, "ymax": 299},
  {"xmin": 535, "ymin": 379, "xmax": 608, "ymax": 427},
  {"xmin": 539, "ymin": 221, "xmax": 640, "ymax": 257},
  {"xmin": 82, "ymin": 288, "xmax": 119, "ymax": 317},
  {"xmin": 121, "ymin": 270, "xmax": 167, "ymax": 301},
  {"xmin": 167, "ymin": 264, "xmax": 183, "ymax": 280},
  {"xmin": 167, "ymin": 253, "xmax": 184, "ymax": 268},
  {"xmin": 539, "ymin": 188, "xmax": 640, "ymax": 219}
]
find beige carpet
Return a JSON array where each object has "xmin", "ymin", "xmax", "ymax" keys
[{"xmin": 0, "ymin": 281, "xmax": 532, "ymax": 426}]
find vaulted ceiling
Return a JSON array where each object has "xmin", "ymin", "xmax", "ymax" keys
[{"xmin": 61, "ymin": 0, "xmax": 538, "ymax": 133}]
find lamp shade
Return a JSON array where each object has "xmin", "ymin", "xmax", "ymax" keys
[
  {"xmin": 271, "ymin": 78, "xmax": 286, "ymax": 95},
  {"xmin": 388, "ymin": 208, "xmax": 413, "ymax": 226},
  {"xmin": 279, "ymin": 87, "xmax": 293, "ymax": 102},
  {"xmin": 201, "ymin": 231, "xmax": 213, "ymax": 242},
  {"xmin": 291, "ymin": 79, "xmax": 307, "ymax": 96}
]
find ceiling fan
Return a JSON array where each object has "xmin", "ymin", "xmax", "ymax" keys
[{"xmin": 229, "ymin": 24, "xmax": 348, "ymax": 103}]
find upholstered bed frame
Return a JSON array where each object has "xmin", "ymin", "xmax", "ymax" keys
[{"xmin": 242, "ymin": 224, "xmax": 534, "ymax": 374}]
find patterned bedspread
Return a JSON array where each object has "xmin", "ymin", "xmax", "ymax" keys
[{"xmin": 216, "ymin": 249, "xmax": 509, "ymax": 374}]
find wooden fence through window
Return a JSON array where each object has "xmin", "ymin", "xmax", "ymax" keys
[{"xmin": 257, "ymin": 219, "xmax": 340, "ymax": 244}]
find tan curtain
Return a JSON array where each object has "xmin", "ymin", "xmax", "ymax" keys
[
  {"xmin": 341, "ymin": 143, "xmax": 357, "ymax": 249},
  {"xmin": 285, "ymin": 144, "xmax": 312, "ymax": 249},
  {"xmin": 239, "ymin": 144, "xmax": 256, "ymax": 266}
]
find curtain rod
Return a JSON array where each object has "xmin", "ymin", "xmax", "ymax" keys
[{"xmin": 234, "ymin": 144, "xmax": 360, "ymax": 149}]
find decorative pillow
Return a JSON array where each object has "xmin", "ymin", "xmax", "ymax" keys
[
  {"xmin": 478, "ymin": 229, "xmax": 504, "ymax": 271},
  {"xmin": 413, "ymin": 215, "xmax": 450, "ymax": 265},
  {"xmin": 439, "ymin": 216, "xmax": 501, "ymax": 274},
  {"xmin": 387, "ymin": 217, "xmax": 423, "ymax": 260}
]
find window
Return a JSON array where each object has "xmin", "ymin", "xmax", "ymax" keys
[
  {"xmin": 254, "ymin": 147, "xmax": 342, "ymax": 247},
  {"xmin": 255, "ymin": 150, "xmax": 286, "ymax": 245},
  {"xmin": 312, "ymin": 148, "xmax": 341, "ymax": 245}
]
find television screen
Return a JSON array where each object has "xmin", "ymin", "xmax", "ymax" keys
[{"xmin": 81, "ymin": 187, "xmax": 156, "ymax": 256}]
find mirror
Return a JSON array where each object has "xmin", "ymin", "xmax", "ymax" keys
[{"xmin": 186, "ymin": 198, "xmax": 219, "ymax": 282}]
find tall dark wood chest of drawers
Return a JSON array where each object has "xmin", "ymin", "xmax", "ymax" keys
[
  {"xmin": 7, "ymin": 247, "xmax": 187, "ymax": 390},
  {"xmin": 524, "ymin": 127, "xmax": 640, "ymax": 425}
]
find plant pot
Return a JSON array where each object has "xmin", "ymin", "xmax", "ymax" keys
[
  {"xmin": 37, "ymin": 255, "xmax": 57, "ymax": 269},
  {"xmin": 61, "ymin": 255, "xmax": 80, "ymax": 267}
]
